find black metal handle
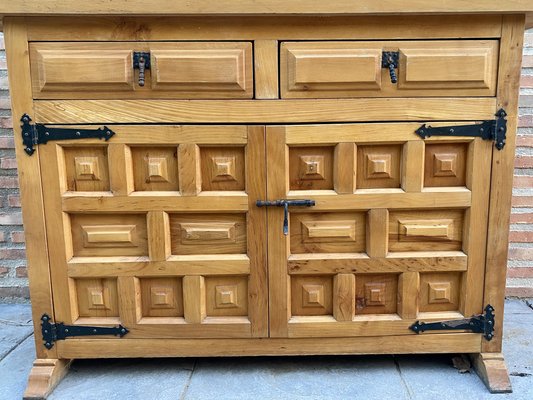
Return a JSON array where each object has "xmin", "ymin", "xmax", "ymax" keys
[
  {"xmin": 133, "ymin": 51, "xmax": 151, "ymax": 87},
  {"xmin": 256, "ymin": 199, "xmax": 315, "ymax": 235},
  {"xmin": 138, "ymin": 56, "xmax": 146, "ymax": 86},
  {"xmin": 382, "ymin": 51, "xmax": 399, "ymax": 84}
]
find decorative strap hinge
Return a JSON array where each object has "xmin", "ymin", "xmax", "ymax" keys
[
  {"xmin": 41, "ymin": 314, "xmax": 129, "ymax": 349},
  {"xmin": 409, "ymin": 304, "xmax": 495, "ymax": 341},
  {"xmin": 20, "ymin": 114, "xmax": 116, "ymax": 156},
  {"xmin": 415, "ymin": 109, "xmax": 507, "ymax": 150}
]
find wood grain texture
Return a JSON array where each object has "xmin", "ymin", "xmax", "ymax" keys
[
  {"xmin": 471, "ymin": 353, "xmax": 513, "ymax": 393},
  {"xmin": 254, "ymin": 40, "xmax": 278, "ymax": 99},
  {"xmin": 23, "ymin": 359, "xmax": 72, "ymax": 400}
]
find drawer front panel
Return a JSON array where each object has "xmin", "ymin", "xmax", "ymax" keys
[
  {"xmin": 30, "ymin": 42, "xmax": 253, "ymax": 99},
  {"xmin": 280, "ymin": 40, "xmax": 498, "ymax": 98}
]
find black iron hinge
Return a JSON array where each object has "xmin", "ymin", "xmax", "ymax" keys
[
  {"xmin": 416, "ymin": 109, "xmax": 507, "ymax": 150},
  {"xmin": 41, "ymin": 314, "xmax": 129, "ymax": 349},
  {"xmin": 409, "ymin": 304, "xmax": 495, "ymax": 341},
  {"xmin": 20, "ymin": 114, "xmax": 116, "ymax": 156}
]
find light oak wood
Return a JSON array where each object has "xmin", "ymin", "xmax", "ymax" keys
[
  {"xmin": 23, "ymin": 359, "xmax": 72, "ymax": 400},
  {"xmin": 471, "ymin": 353, "xmax": 513, "ymax": 393},
  {"xmin": 254, "ymin": 40, "xmax": 279, "ymax": 99}
]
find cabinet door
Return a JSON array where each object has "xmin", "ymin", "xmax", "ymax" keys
[
  {"xmin": 40, "ymin": 125, "xmax": 267, "ymax": 339},
  {"xmin": 267, "ymin": 124, "xmax": 491, "ymax": 338}
]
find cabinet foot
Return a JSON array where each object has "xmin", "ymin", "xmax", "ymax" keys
[
  {"xmin": 23, "ymin": 359, "xmax": 72, "ymax": 400},
  {"xmin": 470, "ymin": 353, "xmax": 512, "ymax": 394}
]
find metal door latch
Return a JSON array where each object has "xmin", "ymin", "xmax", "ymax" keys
[
  {"xmin": 416, "ymin": 109, "xmax": 508, "ymax": 150},
  {"xmin": 20, "ymin": 114, "xmax": 115, "ymax": 156},
  {"xmin": 41, "ymin": 314, "xmax": 129, "ymax": 349},
  {"xmin": 409, "ymin": 304, "xmax": 495, "ymax": 341},
  {"xmin": 133, "ymin": 51, "xmax": 151, "ymax": 86},
  {"xmin": 256, "ymin": 199, "xmax": 315, "ymax": 235},
  {"xmin": 382, "ymin": 51, "xmax": 399, "ymax": 84}
]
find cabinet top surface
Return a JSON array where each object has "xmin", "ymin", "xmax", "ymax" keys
[{"xmin": 1, "ymin": 0, "xmax": 532, "ymax": 17}]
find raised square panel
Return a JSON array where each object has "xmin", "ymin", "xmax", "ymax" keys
[
  {"xmin": 201, "ymin": 147, "xmax": 245, "ymax": 191},
  {"xmin": 424, "ymin": 143, "xmax": 467, "ymax": 187},
  {"xmin": 131, "ymin": 147, "xmax": 179, "ymax": 191},
  {"xmin": 389, "ymin": 210, "xmax": 464, "ymax": 252},
  {"xmin": 206, "ymin": 276, "xmax": 248, "ymax": 316},
  {"xmin": 63, "ymin": 147, "xmax": 110, "ymax": 192},
  {"xmin": 420, "ymin": 272, "xmax": 461, "ymax": 312},
  {"xmin": 289, "ymin": 146, "xmax": 334, "ymax": 190},
  {"xmin": 357, "ymin": 145, "xmax": 401, "ymax": 189},
  {"xmin": 291, "ymin": 276, "xmax": 333, "ymax": 316},
  {"xmin": 291, "ymin": 212, "xmax": 366, "ymax": 254},
  {"xmin": 70, "ymin": 214, "xmax": 148, "ymax": 257},
  {"xmin": 356, "ymin": 274, "xmax": 398, "ymax": 315},
  {"xmin": 75, "ymin": 278, "xmax": 119, "ymax": 318},
  {"xmin": 140, "ymin": 278, "xmax": 184, "ymax": 317},
  {"xmin": 170, "ymin": 214, "xmax": 246, "ymax": 255}
]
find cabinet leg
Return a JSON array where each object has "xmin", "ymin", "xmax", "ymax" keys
[
  {"xmin": 23, "ymin": 359, "xmax": 72, "ymax": 400},
  {"xmin": 470, "ymin": 353, "xmax": 512, "ymax": 394}
]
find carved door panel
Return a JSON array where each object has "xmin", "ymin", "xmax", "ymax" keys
[
  {"xmin": 267, "ymin": 124, "xmax": 491, "ymax": 338},
  {"xmin": 40, "ymin": 125, "xmax": 267, "ymax": 339}
]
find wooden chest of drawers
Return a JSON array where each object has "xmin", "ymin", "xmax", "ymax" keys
[{"xmin": 1, "ymin": 2, "xmax": 532, "ymax": 398}]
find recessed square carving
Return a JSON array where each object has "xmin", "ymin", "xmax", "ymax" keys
[
  {"xmin": 420, "ymin": 272, "xmax": 461, "ymax": 312},
  {"xmin": 366, "ymin": 154, "xmax": 392, "ymax": 179},
  {"xmin": 63, "ymin": 147, "xmax": 110, "ymax": 191},
  {"xmin": 75, "ymin": 156, "xmax": 100, "ymax": 181},
  {"xmin": 357, "ymin": 145, "xmax": 401, "ymax": 189},
  {"xmin": 289, "ymin": 146, "xmax": 334, "ymax": 190},
  {"xmin": 215, "ymin": 284, "xmax": 239, "ymax": 309},
  {"xmin": 75, "ymin": 278, "xmax": 118, "ymax": 318},
  {"xmin": 356, "ymin": 274, "xmax": 398, "ymax": 314},
  {"xmin": 141, "ymin": 278, "xmax": 183, "ymax": 317},
  {"xmin": 206, "ymin": 277, "xmax": 248, "ymax": 316},
  {"xmin": 364, "ymin": 282, "xmax": 386, "ymax": 306},
  {"xmin": 201, "ymin": 147, "xmax": 245, "ymax": 191},
  {"xmin": 132, "ymin": 147, "xmax": 179, "ymax": 191},
  {"xmin": 211, "ymin": 156, "xmax": 237, "ymax": 182},
  {"xmin": 428, "ymin": 282, "xmax": 451, "ymax": 304},
  {"xmin": 424, "ymin": 143, "xmax": 467, "ymax": 187},
  {"xmin": 291, "ymin": 276, "xmax": 333, "ymax": 316}
]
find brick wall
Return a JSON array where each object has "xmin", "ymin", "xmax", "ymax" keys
[{"xmin": 0, "ymin": 31, "xmax": 532, "ymax": 300}]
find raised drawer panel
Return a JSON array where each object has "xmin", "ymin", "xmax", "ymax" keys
[
  {"xmin": 29, "ymin": 42, "xmax": 253, "ymax": 99},
  {"xmin": 280, "ymin": 40, "xmax": 498, "ymax": 98}
]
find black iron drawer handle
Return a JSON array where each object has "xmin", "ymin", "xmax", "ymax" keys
[
  {"xmin": 256, "ymin": 199, "xmax": 315, "ymax": 235},
  {"xmin": 382, "ymin": 51, "xmax": 399, "ymax": 84}
]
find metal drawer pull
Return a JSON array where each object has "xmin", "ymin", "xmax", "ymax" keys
[
  {"xmin": 382, "ymin": 51, "xmax": 399, "ymax": 84},
  {"xmin": 256, "ymin": 199, "xmax": 315, "ymax": 235},
  {"xmin": 133, "ymin": 51, "xmax": 151, "ymax": 87}
]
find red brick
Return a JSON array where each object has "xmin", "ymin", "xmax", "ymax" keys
[
  {"xmin": 11, "ymin": 231, "xmax": 25, "ymax": 243},
  {"xmin": 511, "ymin": 212, "xmax": 533, "ymax": 224},
  {"xmin": 506, "ymin": 286, "xmax": 533, "ymax": 297},
  {"xmin": 15, "ymin": 266, "xmax": 27, "ymax": 278},
  {"xmin": 0, "ymin": 287, "xmax": 29, "ymax": 299},
  {"xmin": 0, "ymin": 249, "xmax": 26, "ymax": 260},
  {"xmin": 515, "ymin": 155, "xmax": 533, "ymax": 168},
  {"xmin": 520, "ymin": 75, "xmax": 533, "ymax": 88},
  {"xmin": 0, "ymin": 116, "xmax": 12, "ymax": 129},
  {"xmin": 0, "ymin": 213, "xmax": 22, "ymax": 225},
  {"xmin": 509, "ymin": 231, "xmax": 533, "ymax": 243},
  {"xmin": 519, "ymin": 94, "xmax": 533, "ymax": 107},
  {"xmin": 508, "ymin": 247, "xmax": 533, "ymax": 260},
  {"xmin": 0, "ymin": 137, "xmax": 14, "ymax": 149},
  {"xmin": 0, "ymin": 176, "xmax": 19, "ymax": 188},
  {"xmin": 0, "ymin": 157, "xmax": 17, "ymax": 169},
  {"xmin": 0, "ymin": 97, "xmax": 11, "ymax": 110},
  {"xmin": 507, "ymin": 267, "xmax": 533, "ymax": 278},
  {"xmin": 0, "ymin": 266, "xmax": 8, "ymax": 277},
  {"xmin": 516, "ymin": 135, "xmax": 533, "ymax": 147},
  {"xmin": 512, "ymin": 175, "xmax": 533, "ymax": 188},
  {"xmin": 8, "ymin": 195, "xmax": 20, "ymax": 207},
  {"xmin": 523, "ymin": 55, "xmax": 533, "ymax": 68},
  {"xmin": 518, "ymin": 115, "xmax": 533, "ymax": 128}
]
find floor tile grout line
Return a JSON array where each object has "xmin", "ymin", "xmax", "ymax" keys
[
  {"xmin": 179, "ymin": 358, "xmax": 198, "ymax": 400},
  {"xmin": 393, "ymin": 355, "xmax": 414, "ymax": 400},
  {"xmin": 0, "ymin": 332, "xmax": 33, "ymax": 363}
]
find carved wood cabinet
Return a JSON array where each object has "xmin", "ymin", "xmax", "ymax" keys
[{"xmin": 1, "ymin": 2, "xmax": 531, "ymax": 398}]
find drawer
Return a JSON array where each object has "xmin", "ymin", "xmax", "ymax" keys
[
  {"xmin": 280, "ymin": 40, "xmax": 498, "ymax": 98},
  {"xmin": 29, "ymin": 42, "xmax": 253, "ymax": 99}
]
